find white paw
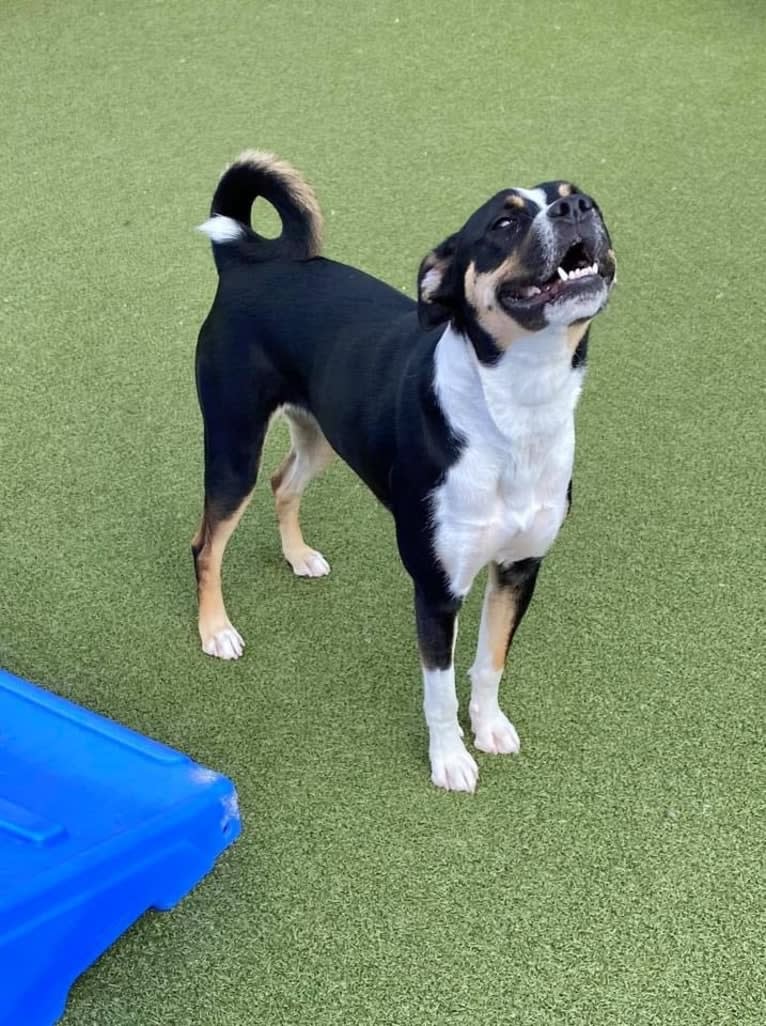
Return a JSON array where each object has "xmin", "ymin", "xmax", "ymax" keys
[
  {"xmin": 430, "ymin": 741, "xmax": 479, "ymax": 793},
  {"xmin": 201, "ymin": 624, "xmax": 245, "ymax": 661},
  {"xmin": 287, "ymin": 548, "xmax": 330, "ymax": 578},
  {"xmin": 472, "ymin": 711, "xmax": 520, "ymax": 755}
]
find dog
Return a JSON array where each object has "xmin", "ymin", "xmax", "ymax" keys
[{"xmin": 192, "ymin": 151, "xmax": 616, "ymax": 792}]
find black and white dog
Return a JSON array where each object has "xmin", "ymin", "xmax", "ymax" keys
[{"xmin": 193, "ymin": 151, "xmax": 616, "ymax": 792}]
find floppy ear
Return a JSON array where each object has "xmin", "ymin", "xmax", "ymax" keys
[{"xmin": 417, "ymin": 233, "xmax": 459, "ymax": 329}]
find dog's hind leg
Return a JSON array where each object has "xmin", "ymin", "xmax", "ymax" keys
[
  {"xmin": 193, "ymin": 491, "xmax": 255, "ymax": 659},
  {"xmin": 270, "ymin": 406, "xmax": 334, "ymax": 578},
  {"xmin": 193, "ymin": 347, "xmax": 277, "ymax": 659}
]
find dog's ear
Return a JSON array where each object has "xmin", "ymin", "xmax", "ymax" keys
[{"xmin": 417, "ymin": 234, "xmax": 459, "ymax": 329}]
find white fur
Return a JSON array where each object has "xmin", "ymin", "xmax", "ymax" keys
[
  {"xmin": 422, "ymin": 666, "xmax": 478, "ymax": 792},
  {"xmin": 289, "ymin": 548, "xmax": 331, "ymax": 577},
  {"xmin": 197, "ymin": 215, "xmax": 244, "ymax": 243},
  {"xmin": 515, "ymin": 186, "xmax": 549, "ymax": 210},
  {"xmin": 517, "ymin": 188, "xmax": 558, "ymax": 269},
  {"xmin": 420, "ymin": 265, "xmax": 444, "ymax": 299},
  {"xmin": 420, "ymin": 324, "xmax": 583, "ymax": 788},
  {"xmin": 431, "ymin": 324, "xmax": 584, "ymax": 598},
  {"xmin": 202, "ymin": 625, "xmax": 244, "ymax": 660},
  {"xmin": 544, "ymin": 284, "xmax": 608, "ymax": 326},
  {"xmin": 531, "ymin": 205, "xmax": 558, "ymax": 268}
]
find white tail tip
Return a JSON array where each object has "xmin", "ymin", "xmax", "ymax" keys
[{"xmin": 196, "ymin": 215, "xmax": 244, "ymax": 243}]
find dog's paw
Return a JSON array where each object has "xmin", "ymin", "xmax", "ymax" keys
[
  {"xmin": 201, "ymin": 624, "xmax": 245, "ymax": 661},
  {"xmin": 472, "ymin": 711, "xmax": 520, "ymax": 755},
  {"xmin": 286, "ymin": 547, "xmax": 330, "ymax": 578},
  {"xmin": 430, "ymin": 741, "xmax": 479, "ymax": 793}
]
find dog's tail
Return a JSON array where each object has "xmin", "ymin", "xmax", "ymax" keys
[{"xmin": 197, "ymin": 150, "xmax": 323, "ymax": 272}]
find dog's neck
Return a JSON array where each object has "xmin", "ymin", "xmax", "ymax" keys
[{"xmin": 433, "ymin": 323, "xmax": 585, "ymax": 444}]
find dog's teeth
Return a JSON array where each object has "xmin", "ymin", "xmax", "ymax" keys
[
  {"xmin": 593, "ymin": 261, "xmax": 599, "ymax": 273},
  {"xmin": 557, "ymin": 267, "xmax": 567, "ymax": 282},
  {"xmin": 520, "ymin": 285, "xmax": 542, "ymax": 298}
]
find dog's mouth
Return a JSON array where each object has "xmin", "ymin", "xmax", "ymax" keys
[{"xmin": 498, "ymin": 240, "xmax": 613, "ymax": 312}]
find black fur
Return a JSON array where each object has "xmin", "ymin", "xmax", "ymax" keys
[{"xmin": 414, "ymin": 590, "xmax": 462, "ymax": 670}]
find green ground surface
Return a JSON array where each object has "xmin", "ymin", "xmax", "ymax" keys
[{"xmin": 1, "ymin": 1, "xmax": 764, "ymax": 1023}]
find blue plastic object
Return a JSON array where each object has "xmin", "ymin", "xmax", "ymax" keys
[{"xmin": 0, "ymin": 668, "xmax": 241, "ymax": 1026}]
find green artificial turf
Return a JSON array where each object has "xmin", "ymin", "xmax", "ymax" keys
[{"xmin": 1, "ymin": 1, "xmax": 765, "ymax": 1023}]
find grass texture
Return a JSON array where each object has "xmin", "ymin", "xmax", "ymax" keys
[{"xmin": 1, "ymin": 1, "xmax": 764, "ymax": 1023}]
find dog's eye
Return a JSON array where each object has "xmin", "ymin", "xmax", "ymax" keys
[{"xmin": 492, "ymin": 217, "xmax": 513, "ymax": 231}]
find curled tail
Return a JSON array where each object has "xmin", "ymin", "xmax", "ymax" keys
[{"xmin": 197, "ymin": 150, "xmax": 323, "ymax": 271}]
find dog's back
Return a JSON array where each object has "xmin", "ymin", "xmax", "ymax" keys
[{"xmin": 196, "ymin": 152, "xmax": 445, "ymax": 502}]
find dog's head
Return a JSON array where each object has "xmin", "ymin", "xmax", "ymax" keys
[{"xmin": 418, "ymin": 183, "xmax": 616, "ymax": 358}]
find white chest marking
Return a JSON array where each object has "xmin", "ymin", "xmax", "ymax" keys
[{"xmin": 431, "ymin": 326, "xmax": 584, "ymax": 598}]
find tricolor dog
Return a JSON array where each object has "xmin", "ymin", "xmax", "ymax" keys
[{"xmin": 193, "ymin": 151, "xmax": 616, "ymax": 792}]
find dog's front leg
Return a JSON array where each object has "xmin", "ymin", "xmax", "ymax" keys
[
  {"xmin": 469, "ymin": 558, "xmax": 541, "ymax": 754},
  {"xmin": 414, "ymin": 588, "xmax": 478, "ymax": 793}
]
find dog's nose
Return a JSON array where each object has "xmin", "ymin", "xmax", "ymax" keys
[{"xmin": 547, "ymin": 194, "xmax": 594, "ymax": 224}]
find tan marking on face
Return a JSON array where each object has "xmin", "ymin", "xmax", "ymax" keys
[
  {"xmin": 606, "ymin": 247, "xmax": 618, "ymax": 283},
  {"xmin": 558, "ymin": 182, "xmax": 573, "ymax": 197},
  {"xmin": 464, "ymin": 259, "xmax": 533, "ymax": 349},
  {"xmin": 505, "ymin": 194, "xmax": 526, "ymax": 209},
  {"xmin": 567, "ymin": 318, "xmax": 592, "ymax": 352}
]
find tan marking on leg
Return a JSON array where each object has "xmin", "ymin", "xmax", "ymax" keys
[
  {"xmin": 485, "ymin": 577, "xmax": 519, "ymax": 671},
  {"xmin": 195, "ymin": 494, "xmax": 252, "ymax": 658},
  {"xmin": 191, "ymin": 519, "xmax": 205, "ymax": 553},
  {"xmin": 271, "ymin": 409, "xmax": 333, "ymax": 577},
  {"xmin": 468, "ymin": 567, "xmax": 522, "ymax": 755},
  {"xmin": 558, "ymin": 182, "xmax": 573, "ymax": 197},
  {"xmin": 270, "ymin": 449, "xmax": 296, "ymax": 495},
  {"xmin": 274, "ymin": 490, "xmax": 308, "ymax": 559}
]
